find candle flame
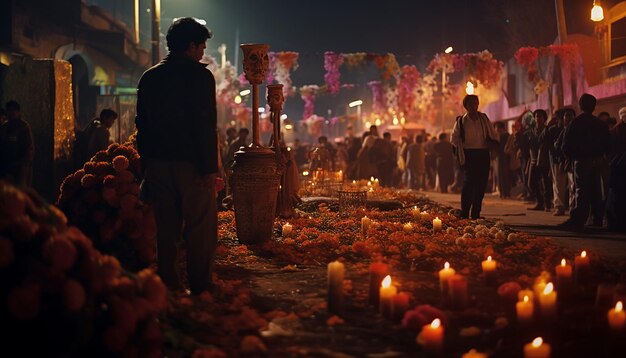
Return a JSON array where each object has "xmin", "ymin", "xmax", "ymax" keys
[
  {"xmin": 561, "ymin": 258, "xmax": 566, "ymax": 266},
  {"xmin": 543, "ymin": 283, "xmax": 554, "ymax": 295},
  {"xmin": 532, "ymin": 337, "xmax": 543, "ymax": 347},
  {"xmin": 581, "ymin": 251, "xmax": 587, "ymax": 258},
  {"xmin": 524, "ymin": 295, "xmax": 529, "ymax": 303},
  {"xmin": 352, "ymin": 180, "xmax": 356, "ymax": 184},
  {"xmin": 370, "ymin": 176, "xmax": 375, "ymax": 181},
  {"xmin": 414, "ymin": 206, "xmax": 418, "ymax": 210},
  {"xmin": 382, "ymin": 275, "xmax": 391, "ymax": 288},
  {"xmin": 431, "ymin": 318, "xmax": 441, "ymax": 328},
  {"xmin": 487, "ymin": 256, "xmax": 492, "ymax": 262},
  {"xmin": 444, "ymin": 262, "xmax": 450, "ymax": 269},
  {"xmin": 435, "ymin": 217, "xmax": 440, "ymax": 220},
  {"xmin": 617, "ymin": 301, "xmax": 623, "ymax": 312}
]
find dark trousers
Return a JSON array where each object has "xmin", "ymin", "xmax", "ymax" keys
[
  {"xmin": 570, "ymin": 157, "xmax": 604, "ymax": 225},
  {"xmin": 529, "ymin": 165, "xmax": 552, "ymax": 208},
  {"xmin": 461, "ymin": 149, "xmax": 490, "ymax": 219},
  {"xmin": 144, "ymin": 160, "xmax": 217, "ymax": 293}
]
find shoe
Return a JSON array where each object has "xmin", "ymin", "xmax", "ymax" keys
[
  {"xmin": 553, "ymin": 209, "xmax": 565, "ymax": 216},
  {"xmin": 527, "ymin": 205, "xmax": 545, "ymax": 211}
]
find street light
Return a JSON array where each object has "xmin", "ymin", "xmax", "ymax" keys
[
  {"xmin": 444, "ymin": 46, "xmax": 453, "ymax": 54},
  {"xmin": 348, "ymin": 100, "xmax": 363, "ymax": 107},
  {"xmin": 240, "ymin": 89, "xmax": 251, "ymax": 96},
  {"xmin": 591, "ymin": 1, "xmax": 604, "ymax": 22},
  {"xmin": 349, "ymin": 99, "xmax": 363, "ymax": 132}
]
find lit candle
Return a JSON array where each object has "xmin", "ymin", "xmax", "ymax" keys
[
  {"xmin": 438, "ymin": 262, "xmax": 456, "ymax": 294},
  {"xmin": 518, "ymin": 289, "xmax": 535, "ymax": 303},
  {"xmin": 574, "ymin": 250, "xmax": 590, "ymax": 284},
  {"xmin": 420, "ymin": 318, "xmax": 444, "ymax": 352},
  {"xmin": 411, "ymin": 206, "xmax": 421, "ymax": 221},
  {"xmin": 379, "ymin": 275, "xmax": 397, "ymax": 318},
  {"xmin": 533, "ymin": 279, "xmax": 547, "ymax": 304},
  {"xmin": 432, "ymin": 217, "xmax": 442, "ymax": 232},
  {"xmin": 420, "ymin": 211, "xmax": 429, "ymax": 222},
  {"xmin": 516, "ymin": 295, "xmax": 534, "ymax": 325},
  {"xmin": 282, "ymin": 223, "xmax": 293, "ymax": 237},
  {"xmin": 369, "ymin": 262, "xmax": 389, "ymax": 306},
  {"xmin": 337, "ymin": 170, "xmax": 343, "ymax": 182},
  {"xmin": 327, "ymin": 261, "xmax": 344, "ymax": 314},
  {"xmin": 539, "ymin": 282, "xmax": 557, "ymax": 318},
  {"xmin": 555, "ymin": 258, "xmax": 572, "ymax": 293},
  {"xmin": 481, "ymin": 255, "xmax": 497, "ymax": 285},
  {"xmin": 524, "ymin": 337, "xmax": 551, "ymax": 358},
  {"xmin": 449, "ymin": 274, "xmax": 468, "ymax": 308},
  {"xmin": 391, "ymin": 292, "xmax": 410, "ymax": 320},
  {"xmin": 608, "ymin": 301, "xmax": 626, "ymax": 331},
  {"xmin": 374, "ymin": 178, "xmax": 379, "ymax": 187},
  {"xmin": 361, "ymin": 216, "xmax": 371, "ymax": 236},
  {"xmin": 462, "ymin": 349, "xmax": 488, "ymax": 358},
  {"xmin": 403, "ymin": 222, "xmax": 413, "ymax": 233}
]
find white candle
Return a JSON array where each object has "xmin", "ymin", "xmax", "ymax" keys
[
  {"xmin": 539, "ymin": 282, "xmax": 557, "ymax": 318},
  {"xmin": 438, "ymin": 262, "xmax": 455, "ymax": 294},
  {"xmin": 361, "ymin": 216, "xmax": 371, "ymax": 236},
  {"xmin": 432, "ymin": 217, "xmax": 442, "ymax": 232},
  {"xmin": 608, "ymin": 301, "xmax": 626, "ymax": 331},
  {"xmin": 379, "ymin": 275, "xmax": 397, "ymax": 318},
  {"xmin": 524, "ymin": 337, "xmax": 551, "ymax": 358},
  {"xmin": 327, "ymin": 261, "xmax": 345, "ymax": 314},
  {"xmin": 411, "ymin": 206, "xmax": 421, "ymax": 221},
  {"xmin": 403, "ymin": 222, "xmax": 413, "ymax": 233},
  {"xmin": 420, "ymin": 211, "xmax": 429, "ymax": 222},
  {"xmin": 420, "ymin": 318, "xmax": 444, "ymax": 352},
  {"xmin": 516, "ymin": 295, "xmax": 534, "ymax": 325},
  {"xmin": 282, "ymin": 223, "xmax": 293, "ymax": 237}
]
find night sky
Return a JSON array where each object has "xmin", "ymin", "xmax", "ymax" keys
[{"xmin": 157, "ymin": 0, "xmax": 618, "ymax": 121}]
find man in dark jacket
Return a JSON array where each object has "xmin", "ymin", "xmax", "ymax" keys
[
  {"xmin": 135, "ymin": 18, "xmax": 217, "ymax": 294},
  {"xmin": 0, "ymin": 100, "xmax": 34, "ymax": 186},
  {"xmin": 560, "ymin": 94, "xmax": 612, "ymax": 229},
  {"xmin": 528, "ymin": 109, "xmax": 553, "ymax": 211}
]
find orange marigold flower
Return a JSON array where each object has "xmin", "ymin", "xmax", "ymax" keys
[
  {"xmin": 62, "ymin": 279, "xmax": 86, "ymax": 312},
  {"xmin": 43, "ymin": 235, "xmax": 77, "ymax": 271}
]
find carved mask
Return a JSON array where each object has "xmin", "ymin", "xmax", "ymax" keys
[
  {"xmin": 240, "ymin": 44, "xmax": 270, "ymax": 85},
  {"xmin": 266, "ymin": 84, "xmax": 284, "ymax": 112}
]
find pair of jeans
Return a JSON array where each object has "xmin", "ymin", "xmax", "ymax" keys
[
  {"xmin": 461, "ymin": 149, "xmax": 490, "ymax": 219},
  {"xmin": 570, "ymin": 157, "xmax": 605, "ymax": 225},
  {"xmin": 144, "ymin": 160, "xmax": 217, "ymax": 293}
]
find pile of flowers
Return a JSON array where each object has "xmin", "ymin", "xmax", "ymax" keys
[
  {"xmin": 57, "ymin": 143, "xmax": 156, "ymax": 271},
  {"xmin": 0, "ymin": 181, "xmax": 166, "ymax": 356}
]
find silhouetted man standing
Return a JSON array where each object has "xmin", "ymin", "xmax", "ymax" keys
[
  {"xmin": 0, "ymin": 101, "xmax": 34, "ymax": 186},
  {"xmin": 136, "ymin": 18, "xmax": 217, "ymax": 294}
]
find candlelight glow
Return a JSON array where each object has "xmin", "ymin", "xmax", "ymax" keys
[
  {"xmin": 617, "ymin": 301, "xmax": 623, "ymax": 312},
  {"xmin": 465, "ymin": 81, "xmax": 475, "ymax": 95},
  {"xmin": 532, "ymin": 337, "xmax": 543, "ymax": 347},
  {"xmin": 382, "ymin": 275, "xmax": 391, "ymax": 288},
  {"xmin": 370, "ymin": 176, "xmax": 375, "ymax": 181},
  {"xmin": 561, "ymin": 258, "xmax": 566, "ymax": 266},
  {"xmin": 444, "ymin": 262, "xmax": 450, "ymax": 269},
  {"xmin": 302, "ymin": 171, "xmax": 309, "ymax": 176},
  {"xmin": 524, "ymin": 295, "xmax": 529, "ymax": 303},
  {"xmin": 431, "ymin": 318, "xmax": 441, "ymax": 328},
  {"xmin": 487, "ymin": 256, "xmax": 492, "ymax": 262},
  {"xmin": 543, "ymin": 283, "xmax": 554, "ymax": 295},
  {"xmin": 581, "ymin": 251, "xmax": 587, "ymax": 258}
]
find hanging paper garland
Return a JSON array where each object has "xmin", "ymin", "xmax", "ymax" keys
[{"xmin": 324, "ymin": 51, "xmax": 344, "ymax": 94}]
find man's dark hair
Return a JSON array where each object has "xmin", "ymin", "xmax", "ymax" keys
[
  {"xmin": 383, "ymin": 132, "xmax": 391, "ymax": 139},
  {"xmin": 100, "ymin": 108, "xmax": 118, "ymax": 120},
  {"xmin": 238, "ymin": 128, "xmax": 249, "ymax": 135},
  {"xmin": 563, "ymin": 108, "xmax": 576, "ymax": 118},
  {"xmin": 579, "ymin": 93, "xmax": 597, "ymax": 113},
  {"xmin": 494, "ymin": 122, "xmax": 506, "ymax": 130},
  {"xmin": 166, "ymin": 17, "xmax": 212, "ymax": 53},
  {"xmin": 439, "ymin": 132, "xmax": 447, "ymax": 140},
  {"xmin": 318, "ymin": 136, "xmax": 328, "ymax": 143},
  {"xmin": 462, "ymin": 95, "xmax": 479, "ymax": 109},
  {"xmin": 598, "ymin": 111, "xmax": 610, "ymax": 118},
  {"xmin": 5, "ymin": 100, "xmax": 20, "ymax": 111},
  {"xmin": 533, "ymin": 109, "xmax": 548, "ymax": 120}
]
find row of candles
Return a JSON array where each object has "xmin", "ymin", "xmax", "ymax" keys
[{"xmin": 327, "ymin": 249, "xmax": 625, "ymax": 357}]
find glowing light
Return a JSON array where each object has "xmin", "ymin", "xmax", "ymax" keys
[
  {"xmin": 302, "ymin": 171, "xmax": 309, "ymax": 176},
  {"xmin": 543, "ymin": 283, "xmax": 554, "ymax": 295},
  {"xmin": 465, "ymin": 81, "xmax": 475, "ymax": 95},
  {"xmin": 234, "ymin": 95, "xmax": 242, "ymax": 104},
  {"xmin": 349, "ymin": 100, "xmax": 363, "ymax": 107},
  {"xmin": 393, "ymin": 117, "xmax": 399, "ymax": 125},
  {"xmin": 444, "ymin": 46, "xmax": 453, "ymax": 54},
  {"xmin": 524, "ymin": 295, "xmax": 529, "ymax": 303},
  {"xmin": 561, "ymin": 259, "xmax": 566, "ymax": 267},
  {"xmin": 381, "ymin": 275, "xmax": 391, "ymax": 288},
  {"xmin": 284, "ymin": 124, "xmax": 293, "ymax": 130},
  {"xmin": 444, "ymin": 262, "xmax": 450, "ymax": 269},
  {"xmin": 375, "ymin": 118, "xmax": 382, "ymax": 126},
  {"xmin": 365, "ymin": 121, "xmax": 372, "ymax": 129},
  {"xmin": 240, "ymin": 89, "xmax": 251, "ymax": 96},
  {"xmin": 258, "ymin": 107, "xmax": 265, "ymax": 113},
  {"xmin": 581, "ymin": 251, "xmax": 587, "ymax": 258},
  {"xmin": 431, "ymin": 318, "xmax": 441, "ymax": 328},
  {"xmin": 280, "ymin": 114, "xmax": 288, "ymax": 120},
  {"xmin": 617, "ymin": 301, "xmax": 623, "ymax": 312},
  {"xmin": 532, "ymin": 337, "xmax": 543, "ymax": 348},
  {"xmin": 487, "ymin": 256, "xmax": 492, "ymax": 262},
  {"xmin": 173, "ymin": 17, "xmax": 206, "ymax": 25},
  {"xmin": 591, "ymin": 2, "xmax": 604, "ymax": 22}
]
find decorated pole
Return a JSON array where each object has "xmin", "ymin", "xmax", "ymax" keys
[{"xmin": 240, "ymin": 43, "xmax": 270, "ymax": 147}]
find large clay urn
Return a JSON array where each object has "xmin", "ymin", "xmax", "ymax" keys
[{"xmin": 231, "ymin": 43, "xmax": 282, "ymax": 244}]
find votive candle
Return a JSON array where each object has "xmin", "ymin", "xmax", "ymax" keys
[
  {"xmin": 282, "ymin": 222, "xmax": 293, "ymax": 237},
  {"xmin": 524, "ymin": 337, "xmax": 551, "ymax": 358},
  {"xmin": 539, "ymin": 282, "xmax": 557, "ymax": 318},
  {"xmin": 420, "ymin": 318, "xmax": 444, "ymax": 352},
  {"xmin": 481, "ymin": 255, "xmax": 497, "ymax": 284},
  {"xmin": 433, "ymin": 217, "xmax": 442, "ymax": 232},
  {"xmin": 327, "ymin": 261, "xmax": 344, "ymax": 314},
  {"xmin": 379, "ymin": 275, "xmax": 397, "ymax": 318},
  {"xmin": 361, "ymin": 216, "xmax": 371, "ymax": 236},
  {"xmin": 516, "ymin": 295, "xmax": 534, "ymax": 325},
  {"xmin": 438, "ymin": 262, "xmax": 456, "ymax": 294},
  {"xmin": 555, "ymin": 258, "xmax": 572, "ymax": 293},
  {"xmin": 403, "ymin": 222, "xmax": 413, "ymax": 233},
  {"xmin": 608, "ymin": 301, "xmax": 625, "ymax": 331},
  {"xmin": 574, "ymin": 250, "xmax": 590, "ymax": 283},
  {"xmin": 411, "ymin": 206, "xmax": 421, "ymax": 220}
]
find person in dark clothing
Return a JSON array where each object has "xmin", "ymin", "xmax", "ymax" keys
[
  {"xmin": 226, "ymin": 128, "xmax": 249, "ymax": 166},
  {"xmin": 559, "ymin": 94, "xmax": 612, "ymax": 229},
  {"xmin": 74, "ymin": 109, "xmax": 118, "ymax": 168},
  {"xmin": 371, "ymin": 132, "xmax": 396, "ymax": 187},
  {"xmin": 451, "ymin": 95, "xmax": 499, "ymax": 219},
  {"xmin": 135, "ymin": 18, "xmax": 217, "ymax": 294},
  {"xmin": 434, "ymin": 132, "xmax": 454, "ymax": 193},
  {"xmin": 545, "ymin": 109, "xmax": 568, "ymax": 215},
  {"xmin": 0, "ymin": 101, "xmax": 35, "ymax": 186},
  {"xmin": 494, "ymin": 122, "xmax": 511, "ymax": 198},
  {"xmin": 514, "ymin": 111, "xmax": 534, "ymax": 201},
  {"xmin": 528, "ymin": 109, "xmax": 553, "ymax": 211}
]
